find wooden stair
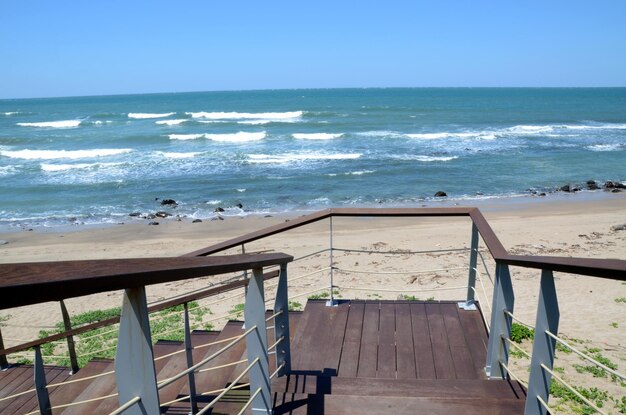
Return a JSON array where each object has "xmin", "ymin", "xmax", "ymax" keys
[{"xmin": 0, "ymin": 300, "xmax": 526, "ymax": 414}]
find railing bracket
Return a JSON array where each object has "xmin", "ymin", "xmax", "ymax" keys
[{"xmin": 457, "ymin": 301, "xmax": 477, "ymax": 310}]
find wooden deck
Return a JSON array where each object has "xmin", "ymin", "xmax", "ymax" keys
[{"xmin": 0, "ymin": 300, "xmax": 525, "ymax": 414}]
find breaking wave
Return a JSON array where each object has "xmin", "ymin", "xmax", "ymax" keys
[
  {"xmin": 0, "ymin": 148, "xmax": 131, "ymax": 160},
  {"xmin": 128, "ymin": 112, "xmax": 175, "ymax": 119},
  {"xmin": 292, "ymin": 133, "xmax": 343, "ymax": 140},
  {"xmin": 186, "ymin": 111, "xmax": 303, "ymax": 120},
  {"xmin": 17, "ymin": 120, "xmax": 82, "ymax": 128}
]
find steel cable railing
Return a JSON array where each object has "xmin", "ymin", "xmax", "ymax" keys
[
  {"xmin": 108, "ymin": 396, "xmax": 140, "ymax": 415},
  {"xmin": 541, "ymin": 363, "xmax": 608, "ymax": 415}
]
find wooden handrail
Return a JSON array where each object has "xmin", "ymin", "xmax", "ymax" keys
[
  {"xmin": 0, "ymin": 269, "xmax": 280, "ymax": 356},
  {"xmin": 0, "ymin": 253, "xmax": 292, "ymax": 310}
]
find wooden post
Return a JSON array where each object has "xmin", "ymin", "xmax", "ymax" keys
[{"xmin": 0, "ymin": 328, "xmax": 9, "ymax": 369}]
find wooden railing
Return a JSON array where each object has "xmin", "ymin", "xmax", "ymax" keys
[{"xmin": 1, "ymin": 207, "xmax": 625, "ymax": 415}]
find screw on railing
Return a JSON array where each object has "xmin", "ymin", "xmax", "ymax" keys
[
  {"xmin": 273, "ymin": 264, "xmax": 291, "ymax": 376},
  {"xmin": 0, "ymin": 327, "xmax": 9, "ymax": 369},
  {"xmin": 34, "ymin": 345, "xmax": 52, "ymax": 415},
  {"xmin": 485, "ymin": 263, "xmax": 514, "ymax": 379},
  {"xmin": 183, "ymin": 302, "xmax": 199, "ymax": 414},
  {"xmin": 245, "ymin": 268, "xmax": 272, "ymax": 414},
  {"xmin": 459, "ymin": 223, "xmax": 479, "ymax": 310},
  {"xmin": 59, "ymin": 300, "xmax": 80, "ymax": 374},
  {"xmin": 524, "ymin": 270, "xmax": 560, "ymax": 415},
  {"xmin": 114, "ymin": 287, "xmax": 160, "ymax": 414}
]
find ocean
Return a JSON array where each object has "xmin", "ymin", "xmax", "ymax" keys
[{"xmin": 1, "ymin": 88, "xmax": 625, "ymax": 228}]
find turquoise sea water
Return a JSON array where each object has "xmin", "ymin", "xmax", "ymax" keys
[{"xmin": 0, "ymin": 88, "xmax": 625, "ymax": 227}]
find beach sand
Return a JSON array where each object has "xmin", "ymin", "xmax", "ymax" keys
[{"xmin": 1, "ymin": 193, "xmax": 625, "ymax": 411}]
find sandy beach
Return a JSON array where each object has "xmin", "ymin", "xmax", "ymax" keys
[{"xmin": 1, "ymin": 193, "xmax": 625, "ymax": 411}]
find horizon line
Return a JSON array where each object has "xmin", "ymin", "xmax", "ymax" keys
[{"xmin": 2, "ymin": 85, "xmax": 626, "ymax": 101}]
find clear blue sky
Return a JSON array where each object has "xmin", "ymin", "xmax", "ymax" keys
[{"xmin": 1, "ymin": 1, "xmax": 625, "ymax": 99}]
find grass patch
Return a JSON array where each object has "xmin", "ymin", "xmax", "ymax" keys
[
  {"xmin": 32, "ymin": 301, "xmax": 211, "ymax": 368},
  {"xmin": 510, "ymin": 323, "xmax": 534, "ymax": 343},
  {"xmin": 288, "ymin": 301, "xmax": 303, "ymax": 311},
  {"xmin": 615, "ymin": 298, "xmax": 626, "ymax": 304}
]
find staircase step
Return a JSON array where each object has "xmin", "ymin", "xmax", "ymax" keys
[
  {"xmin": 1, "ymin": 365, "xmax": 70, "ymax": 415},
  {"xmin": 272, "ymin": 393, "xmax": 525, "ymax": 415},
  {"xmin": 272, "ymin": 376, "xmax": 526, "ymax": 399},
  {"xmin": 161, "ymin": 322, "xmax": 249, "ymax": 414}
]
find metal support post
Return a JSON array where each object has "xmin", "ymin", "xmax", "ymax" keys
[
  {"xmin": 0, "ymin": 328, "xmax": 9, "ymax": 369},
  {"xmin": 245, "ymin": 268, "xmax": 272, "ymax": 414},
  {"xmin": 327, "ymin": 217, "xmax": 337, "ymax": 306},
  {"xmin": 34, "ymin": 345, "xmax": 52, "ymax": 415},
  {"xmin": 524, "ymin": 270, "xmax": 560, "ymax": 415},
  {"xmin": 114, "ymin": 287, "xmax": 160, "ymax": 415},
  {"xmin": 184, "ymin": 303, "xmax": 198, "ymax": 414},
  {"xmin": 273, "ymin": 264, "xmax": 291, "ymax": 376},
  {"xmin": 59, "ymin": 300, "xmax": 80, "ymax": 374},
  {"xmin": 459, "ymin": 223, "xmax": 479, "ymax": 310},
  {"xmin": 485, "ymin": 263, "xmax": 514, "ymax": 379}
]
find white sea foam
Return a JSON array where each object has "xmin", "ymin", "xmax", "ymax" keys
[
  {"xmin": 236, "ymin": 188, "xmax": 246, "ymax": 192},
  {"xmin": 168, "ymin": 134, "xmax": 205, "ymax": 140},
  {"xmin": 41, "ymin": 162, "xmax": 123, "ymax": 172},
  {"xmin": 0, "ymin": 165, "xmax": 17, "ymax": 176},
  {"xmin": 128, "ymin": 112, "xmax": 175, "ymax": 119},
  {"xmin": 204, "ymin": 132, "xmax": 266, "ymax": 142},
  {"xmin": 186, "ymin": 111, "xmax": 303, "ymax": 120},
  {"xmin": 205, "ymin": 200, "xmax": 222, "ymax": 205},
  {"xmin": 0, "ymin": 148, "xmax": 131, "ymax": 160},
  {"xmin": 3, "ymin": 112, "xmax": 21, "ymax": 116},
  {"xmin": 17, "ymin": 120, "xmax": 82, "ymax": 128},
  {"xmin": 248, "ymin": 153, "xmax": 361, "ymax": 164},
  {"xmin": 587, "ymin": 144, "xmax": 623, "ymax": 152},
  {"xmin": 157, "ymin": 151, "xmax": 200, "ymax": 159},
  {"xmin": 328, "ymin": 170, "xmax": 375, "ymax": 177},
  {"xmin": 357, "ymin": 131, "xmax": 404, "ymax": 138},
  {"xmin": 155, "ymin": 119, "xmax": 187, "ymax": 126},
  {"xmin": 392, "ymin": 155, "xmax": 458, "ymax": 162},
  {"xmin": 292, "ymin": 133, "xmax": 343, "ymax": 140}
]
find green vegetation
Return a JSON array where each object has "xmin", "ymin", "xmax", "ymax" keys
[
  {"xmin": 510, "ymin": 323, "xmax": 534, "ymax": 343},
  {"xmin": 33, "ymin": 301, "xmax": 211, "ymax": 368},
  {"xmin": 288, "ymin": 301, "xmax": 303, "ymax": 311},
  {"xmin": 550, "ymin": 382, "xmax": 609, "ymax": 415},
  {"xmin": 615, "ymin": 298, "xmax": 626, "ymax": 304},
  {"xmin": 611, "ymin": 322, "xmax": 619, "ymax": 328},
  {"xmin": 230, "ymin": 303, "xmax": 245, "ymax": 318},
  {"xmin": 308, "ymin": 291, "xmax": 330, "ymax": 300},
  {"xmin": 400, "ymin": 294, "xmax": 420, "ymax": 301},
  {"xmin": 574, "ymin": 348, "xmax": 619, "ymax": 381}
]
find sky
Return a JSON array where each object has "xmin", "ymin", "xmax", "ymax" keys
[{"xmin": 1, "ymin": 1, "xmax": 626, "ymax": 99}]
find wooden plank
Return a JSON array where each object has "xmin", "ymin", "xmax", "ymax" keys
[
  {"xmin": 395, "ymin": 302, "xmax": 417, "ymax": 379},
  {"xmin": 441, "ymin": 303, "xmax": 477, "ymax": 379},
  {"xmin": 376, "ymin": 303, "xmax": 396, "ymax": 378},
  {"xmin": 458, "ymin": 307, "xmax": 490, "ymax": 378},
  {"xmin": 5, "ymin": 367, "xmax": 69, "ymax": 415},
  {"xmin": 0, "ymin": 253, "xmax": 293, "ymax": 310},
  {"xmin": 323, "ymin": 302, "xmax": 350, "ymax": 373},
  {"xmin": 272, "ymin": 377, "xmax": 526, "ymax": 399},
  {"xmin": 320, "ymin": 395, "xmax": 524, "ymax": 415},
  {"xmin": 425, "ymin": 303, "xmax": 455, "ymax": 379},
  {"xmin": 410, "ymin": 303, "xmax": 436, "ymax": 379},
  {"xmin": 291, "ymin": 301, "xmax": 333, "ymax": 372},
  {"xmin": 47, "ymin": 360, "xmax": 113, "ymax": 413},
  {"xmin": 0, "ymin": 366, "xmax": 30, "ymax": 397},
  {"xmin": 58, "ymin": 360, "xmax": 117, "ymax": 415},
  {"xmin": 337, "ymin": 302, "xmax": 364, "ymax": 377},
  {"xmin": 356, "ymin": 302, "xmax": 379, "ymax": 378}
]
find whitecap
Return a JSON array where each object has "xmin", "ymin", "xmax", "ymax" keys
[
  {"xmin": 392, "ymin": 155, "xmax": 458, "ymax": 162},
  {"xmin": 128, "ymin": 112, "xmax": 175, "ymax": 119},
  {"xmin": 0, "ymin": 165, "xmax": 17, "ymax": 176},
  {"xmin": 156, "ymin": 151, "xmax": 200, "ymax": 159},
  {"xmin": 0, "ymin": 148, "xmax": 131, "ymax": 160},
  {"xmin": 248, "ymin": 153, "xmax": 361, "ymax": 164},
  {"xmin": 357, "ymin": 131, "xmax": 404, "ymax": 138},
  {"xmin": 156, "ymin": 119, "xmax": 187, "ymax": 126},
  {"xmin": 205, "ymin": 200, "xmax": 222, "ymax": 205},
  {"xmin": 587, "ymin": 144, "xmax": 623, "ymax": 152},
  {"xmin": 17, "ymin": 120, "xmax": 82, "ymax": 128},
  {"xmin": 3, "ymin": 112, "xmax": 22, "ymax": 116},
  {"xmin": 236, "ymin": 188, "xmax": 246, "ymax": 192},
  {"xmin": 186, "ymin": 111, "xmax": 303, "ymax": 120},
  {"xmin": 168, "ymin": 134, "xmax": 205, "ymax": 140},
  {"xmin": 406, "ymin": 133, "xmax": 451, "ymax": 140},
  {"xmin": 292, "ymin": 133, "xmax": 343, "ymax": 140},
  {"xmin": 204, "ymin": 132, "xmax": 266, "ymax": 142},
  {"xmin": 41, "ymin": 162, "xmax": 122, "ymax": 172}
]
